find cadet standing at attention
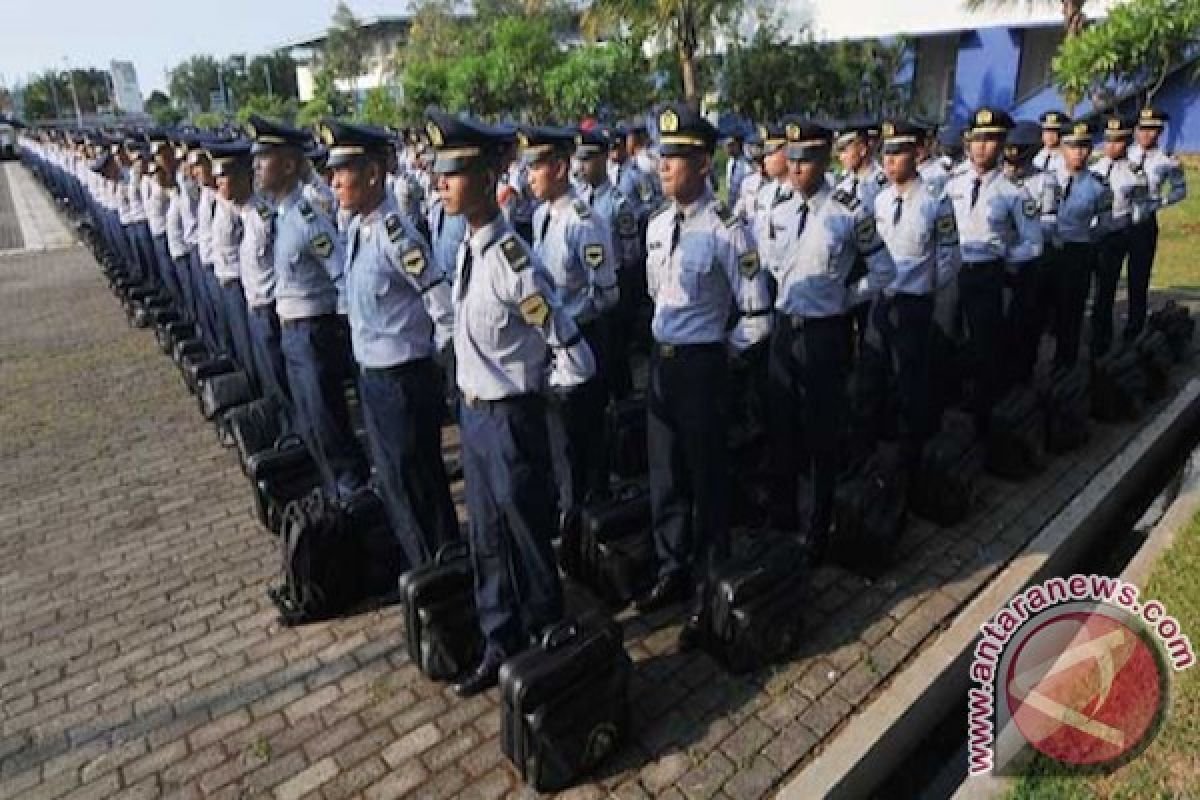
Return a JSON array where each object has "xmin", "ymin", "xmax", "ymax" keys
[
  {"xmin": 634, "ymin": 103, "xmax": 772, "ymax": 650},
  {"xmin": 769, "ymin": 119, "xmax": 895, "ymax": 552},
  {"xmin": 324, "ymin": 119, "xmax": 460, "ymax": 569},
  {"xmin": 1127, "ymin": 107, "xmax": 1188, "ymax": 341},
  {"xmin": 425, "ymin": 109, "xmax": 595, "ymax": 697},
  {"xmin": 249, "ymin": 116, "xmax": 369, "ymax": 498},
  {"xmin": 1035, "ymin": 111, "xmax": 1067, "ymax": 174},
  {"xmin": 1090, "ymin": 115, "xmax": 1148, "ymax": 357},
  {"xmin": 208, "ymin": 139, "xmax": 258, "ymax": 388},
  {"xmin": 522, "ymin": 125, "xmax": 619, "ymax": 528},
  {"xmin": 944, "ymin": 108, "xmax": 1042, "ymax": 433}
]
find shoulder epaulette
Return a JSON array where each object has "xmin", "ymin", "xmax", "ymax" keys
[
  {"xmin": 298, "ymin": 200, "xmax": 315, "ymax": 223},
  {"xmin": 498, "ymin": 233, "xmax": 530, "ymax": 272},
  {"xmin": 255, "ymin": 202, "xmax": 272, "ymax": 221},
  {"xmin": 716, "ymin": 202, "xmax": 737, "ymax": 228},
  {"xmin": 649, "ymin": 200, "xmax": 672, "ymax": 220},
  {"xmin": 831, "ymin": 189, "xmax": 860, "ymax": 211},
  {"xmin": 384, "ymin": 213, "xmax": 405, "ymax": 244},
  {"xmin": 572, "ymin": 198, "xmax": 591, "ymax": 219}
]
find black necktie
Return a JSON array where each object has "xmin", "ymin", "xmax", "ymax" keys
[
  {"xmin": 435, "ymin": 206, "xmax": 444, "ymax": 237},
  {"xmin": 670, "ymin": 210, "xmax": 683, "ymax": 255},
  {"xmin": 537, "ymin": 212, "xmax": 551, "ymax": 245},
  {"xmin": 457, "ymin": 242, "xmax": 473, "ymax": 300},
  {"xmin": 892, "ymin": 196, "xmax": 903, "ymax": 226},
  {"xmin": 587, "ymin": 188, "xmax": 595, "ymax": 208},
  {"xmin": 970, "ymin": 177, "xmax": 982, "ymax": 209},
  {"xmin": 796, "ymin": 203, "xmax": 808, "ymax": 237},
  {"xmin": 1062, "ymin": 176, "xmax": 1073, "ymax": 202}
]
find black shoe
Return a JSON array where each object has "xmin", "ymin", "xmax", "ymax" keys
[
  {"xmin": 635, "ymin": 572, "xmax": 688, "ymax": 614},
  {"xmin": 454, "ymin": 657, "xmax": 502, "ymax": 698},
  {"xmin": 678, "ymin": 611, "xmax": 707, "ymax": 652}
]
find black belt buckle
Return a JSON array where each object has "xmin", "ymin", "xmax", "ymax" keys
[{"xmin": 658, "ymin": 343, "xmax": 676, "ymax": 359}]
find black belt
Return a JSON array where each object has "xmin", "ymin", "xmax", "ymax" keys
[
  {"xmin": 218, "ymin": 277, "xmax": 241, "ymax": 289},
  {"xmin": 787, "ymin": 313, "xmax": 848, "ymax": 331},
  {"xmin": 362, "ymin": 357, "xmax": 432, "ymax": 379},
  {"xmin": 280, "ymin": 313, "xmax": 339, "ymax": 330},
  {"xmin": 461, "ymin": 391, "xmax": 541, "ymax": 411},
  {"xmin": 653, "ymin": 342, "xmax": 723, "ymax": 359}
]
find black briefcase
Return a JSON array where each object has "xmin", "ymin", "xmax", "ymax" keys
[
  {"xmin": 156, "ymin": 320, "xmax": 192, "ymax": 355},
  {"xmin": 201, "ymin": 370, "xmax": 254, "ymax": 421},
  {"xmin": 607, "ymin": 395, "xmax": 648, "ymax": 480},
  {"xmin": 1148, "ymin": 300, "xmax": 1195, "ymax": 361},
  {"xmin": 500, "ymin": 616, "xmax": 631, "ymax": 792},
  {"xmin": 1092, "ymin": 347, "xmax": 1146, "ymax": 422},
  {"xmin": 397, "ymin": 541, "xmax": 483, "ymax": 682},
  {"xmin": 574, "ymin": 481, "xmax": 654, "ymax": 609},
  {"xmin": 911, "ymin": 411, "xmax": 983, "ymax": 526},
  {"xmin": 183, "ymin": 355, "xmax": 235, "ymax": 396},
  {"xmin": 1135, "ymin": 329, "xmax": 1174, "ymax": 401},
  {"xmin": 172, "ymin": 336, "xmax": 207, "ymax": 366},
  {"xmin": 706, "ymin": 533, "xmax": 807, "ymax": 674},
  {"xmin": 228, "ymin": 397, "xmax": 284, "ymax": 475},
  {"xmin": 831, "ymin": 445, "xmax": 909, "ymax": 575},
  {"xmin": 987, "ymin": 386, "xmax": 1046, "ymax": 480},
  {"xmin": 248, "ymin": 437, "xmax": 321, "ymax": 534},
  {"xmin": 1041, "ymin": 364, "xmax": 1090, "ymax": 453}
]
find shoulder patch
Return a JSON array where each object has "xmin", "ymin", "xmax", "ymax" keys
[
  {"xmin": 1022, "ymin": 197, "xmax": 1039, "ymax": 219},
  {"xmin": 936, "ymin": 214, "xmax": 958, "ymax": 246},
  {"xmin": 573, "ymin": 198, "xmax": 592, "ymax": 219},
  {"xmin": 255, "ymin": 202, "xmax": 271, "ymax": 220},
  {"xmin": 310, "ymin": 231, "xmax": 333, "ymax": 258},
  {"xmin": 583, "ymin": 243, "xmax": 606, "ymax": 269},
  {"xmin": 499, "ymin": 234, "xmax": 530, "ymax": 272},
  {"xmin": 617, "ymin": 210, "xmax": 638, "ymax": 238},
  {"xmin": 832, "ymin": 189, "xmax": 861, "ymax": 211},
  {"xmin": 384, "ymin": 213, "xmax": 404, "ymax": 243},
  {"xmin": 401, "ymin": 247, "xmax": 427, "ymax": 276},
  {"xmin": 738, "ymin": 250, "xmax": 760, "ymax": 279},
  {"xmin": 518, "ymin": 293, "xmax": 550, "ymax": 327},
  {"xmin": 854, "ymin": 215, "xmax": 876, "ymax": 248},
  {"xmin": 299, "ymin": 201, "xmax": 316, "ymax": 224}
]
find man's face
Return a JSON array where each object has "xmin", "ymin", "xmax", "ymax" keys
[
  {"xmin": 882, "ymin": 149, "xmax": 917, "ymax": 185},
  {"xmin": 1041, "ymin": 130, "xmax": 1060, "ymax": 150},
  {"xmin": 725, "ymin": 139, "xmax": 742, "ymax": 159},
  {"xmin": 1064, "ymin": 143, "xmax": 1091, "ymax": 171},
  {"xmin": 837, "ymin": 138, "xmax": 868, "ymax": 173},
  {"xmin": 191, "ymin": 159, "xmax": 214, "ymax": 188},
  {"xmin": 787, "ymin": 157, "xmax": 827, "ymax": 195},
  {"xmin": 331, "ymin": 162, "xmax": 375, "ymax": 214},
  {"xmin": 1104, "ymin": 139, "xmax": 1129, "ymax": 161},
  {"xmin": 969, "ymin": 137, "xmax": 1003, "ymax": 169},
  {"xmin": 580, "ymin": 153, "xmax": 607, "ymax": 186},
  {"xmin": 763, "ymin": 149, "xmax": 788, "ymax": 179},
  {"xmin": 609, "ymin": 141, "xmax": 627, "ymax": 165},
  {"xmin": 526, "ymin": 156, "xmax": 567, "ymax": 202},
  {"xmin": 254, "ymin": 148, "xmax": 295, "ymax": 194},
  {"xmin": 154, "ymin": 145, "xmax": 176, "ymax": 177},
  {"xmin": 437, "ymin": 165, "xmax": 494, "ymax": 218},
  {"xmin": 216, "ymin": 170, "xmax": 250, "ymax": 202},
  {"xmin": 658, "ymin": 151, "xmax": 709, "ymax": 203},
  {"xmin": 1135, "ymin": 127, "xmax": 1159, "ymax": 150}
]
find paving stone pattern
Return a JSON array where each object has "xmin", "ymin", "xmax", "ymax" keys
[{"xmin": 1, "ymin": 233, "xmax": 1195, "ymax": 799}]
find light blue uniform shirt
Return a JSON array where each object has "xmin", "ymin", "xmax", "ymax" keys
[
  {"xmin": 272, "ymin": 184, "xmax": 345, "ymax": 321},
  {"xmin": 239, "ymin": 194, "xmax": 277, "ymax": 309},
  {"xmin": 774, "ymin": 183, "xmax": 896, "ymax": 317},
  {"xmin": 165, "ymin": 187, "xmax": 189, "ymax": 260},
  {"xmin": 453, "ymin": 214, "xmax": 595, "ymax": 401},
  {"xmin": 1053, "ymin": 168, "xmax": 1113, "ymax": 244},
  {"xmin": 645, "ymin": 189, "xmax": 772, "ymax": 350},
  {"xmin": 211, "ymin": 195, "xmax": 243, "ymax": 284},
  {"xmin": 428, "ymin": 197, "xmax": 467, "ymax": 284},
  {"xmin": 196, "ymin": 186, "xmax": 218, "ymax": 267},
  {"xmin": 577, "ymin": 180, "xmax": 642, "ymax": 272},
  {"xmin": 1091, "ymin": 156, "xmax": 1148, "ymax": 231},
  {"xmin": 345, "ymin": 194, "xmax": 454, "ymax": 368},
  {"xmin": 1008, "ymin": 167, "xmax": 1060, "ymax": 247},
  {"xmin": 1128, "ymin": 144, "xmax": 1187, "ymax": 212},
  {"xmin": 836, "ymin": 162, "xmax": 889, "ymax": 217},
  {"xmin": 531, "ymin": 192, "xmax": 620, "ymax": 325},
  {"xmin": 918, "ymin": 157, "xmax": 952, "ymax": 195},
  {"xmin": 945, "ymin": 167, "xmax": 1044, "ymax": 265},
  {"xmin": 875, "ymin": 179, "xmax": 961, "ymax": 294}
]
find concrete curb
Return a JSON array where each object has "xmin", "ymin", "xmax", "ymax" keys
[
  {"xmin": 776, "ymin": 378, "xmax": 1200, "ymax": 800},
  {"xmin": 0, "ymin": 162, "xmax": 76, "ymax": 255}
]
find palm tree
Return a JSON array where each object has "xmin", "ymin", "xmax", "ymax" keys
[
  {"xmin": 963, "ymin": 0, "xmax": 1089, "ymax": 37},
  {"xmin": 583, "ymin": 0, "xmax": 743, "ymax": 103}
]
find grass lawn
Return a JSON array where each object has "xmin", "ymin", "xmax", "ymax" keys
[
  {"xmin": 1149, "ymin": 158, "xmax": 1199, "ymax": 295},
  {"xmin": 1004, "ymin": 506, "xmax": 1200, "ymax": 799}
]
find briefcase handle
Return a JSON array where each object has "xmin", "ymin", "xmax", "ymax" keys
[
  {"xmin": 539, "ymin": 620, "xmax": 579, "ymax": 652},
  {"xmin": 434, "ymin": 540, "xmax": 469, "ymax": 565},
  {"xmin": 274, "ymin": 433, "xmax": 304, "ymax": 452}
]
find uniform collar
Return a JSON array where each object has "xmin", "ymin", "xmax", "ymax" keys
[
  {"xmin": 675, "ymin": 187, "xmax": 716, "ymax": 220},
  {"xmin": 469, "ymin": 212, "xmax": 509, "ymax": 255},
  {"xmin": 549, "ymin": 191, "xmax": 576, "ymax": 215},
  {"xmin": 359, "ymin": 192, "xmax": 394, "ymax": 229}
]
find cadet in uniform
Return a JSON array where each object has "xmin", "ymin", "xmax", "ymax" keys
[
  {"xmin": 426, "ymin": 109, "xmax": 595, "ymax": 696},
  {"xmin": 1035, "ymin": 110, "xmax": 1067, "ymax": 174},
  {"xmin": 1002, "ymin": 121, "xmax": 1059, "ymax": 385},
  {"xmin": 1090, "ymin": 115, "xmax": 1148, "ymax": 357},
  {"xmin": 1127, "ymin": 107, "xmax": 1188, "ymax": 341},
  {"xmin": 723, "ymin": 133, "xmax": 750, "ymax": 207},
  {"xmin": 522, "ymin": 125, "xmax": 619, "ymax": 525},
  {"xmin": 324, "ymin": 119, "xmax": 460, "ymax": 568},
  {"xmin": 193, "ymin": 146, "xmax": 225, "ymax": 358},
  {"xmin": 634, "ymin": 104, "xmax": 772, "ymax": 649},
  {"xmin": 731, "ymin": 134, "xmax": 766, "ymax": 225},
  {"xmin": 874, "ymin": 120, "xmax": 960, "ymax": 468},
  {"xmin": 944, "ymin": 108, "xmax": 1043, "ymax": 431},
  {"xmin": 249, "ymin": 115, "xmax": 369, "ymax": 497},
  {"xmin": 147, "ymin": 130, "xmax": 184, "ymax": 312},
  {"xmin": 835, "ymin": 119, "xmax": 890, "ymax": 342},
  {"xmin": 575, "ymin": 127, "xmax": 643, "ymax": 401},
  {"xmin": 1051, "ymin": 121, "xmax": 1112, "ymax": 368},
  {"xmin": 165, "ymin": 133, "xmax": 196, "ymax": 327},
  {"xmin": 916, "ymin": 123, "xmax": 952, "ymax": 195},
  {"xmin": 769, "ymin": 119, "xmax": 895, "ymax": 550},
  {"xmin": 208, "ymin": 139, "xmax": 259, "ymax": 387}
]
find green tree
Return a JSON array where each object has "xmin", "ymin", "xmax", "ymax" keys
[
  {"xmin": 1053, "ymin": 0, "xmax": 1200, "ymax": 108},
  {"xmin": 400, "ymin": 60, "xmax": 452, "ymax": 121},
  {"xmin": 246, "ymin": 52, "xmax": 299, "ymax": 99},
  {"xmin": 235, "ymin": 93, "xmax": 299, "ymax": 126},
  {"xmin": 191, "ymin": 111, "xmax": 225, "ymax": 129},
  {"xmin": 583, "ymin": 0, "xmax": 744, "ymax": 103},
  {"xmin": 296, "ymin": 65, "xmax": 350, "ymax": 128},
  {"xmin": 358, "ymin": 87, "xmax": 402, "ymax": 127},
  {"xmin": 963, "ymin": 0, "xmax": 1090, "ymax": 37},
  {"xmin": 543, "ymin": 41, "xmax": 653, "ymax": 120},
  {"xmin": 170, "ymin": 55, "xmax": 220, "ymax": 111},
  {"xmin": 325, "ymin": 1, "xmax": 366, "ymax": 93}
]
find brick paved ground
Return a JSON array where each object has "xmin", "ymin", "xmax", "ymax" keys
[{"xmin": 1, "ymin": 188, "xmax": 1196, "ymax": 799}]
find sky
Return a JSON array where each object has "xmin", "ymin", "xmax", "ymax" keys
[{"xmin": 0, "ymin": 0, "xmax": 1125, "ymax": 99}]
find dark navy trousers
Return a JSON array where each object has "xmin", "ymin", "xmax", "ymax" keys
[
  {"xmin": 220, "ymin": 279, "xmax": 256, "ymax": 390},
  {"xmin": 359, "ymin": 358, "xmax": 460, "ymax": 570},
  {"xmin": 1125, "ymin": 216, "xmax": 1158, "ymax": 341},
  {"xmin": 460, "ymin": 394, "xmax": 562, "ymax": 661},
  {"xmin": 280, "ymin": 314, "xmax": 369, "ymax": 499},
  {"xmin": 958, "ymin": 260, "xmax": 1006, "ymax": 429},
  {"xmin": 247, "ymin": 305, "xmax": 293, "ymax": 424},
  {"xmin": 1093, "ymin": 230, "xmax": 1132, "ymax": 357}
]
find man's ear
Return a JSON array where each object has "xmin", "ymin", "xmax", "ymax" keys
[{"xmin": 696, "ymin": 152, "xmax": 713, "ymax": 178}]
